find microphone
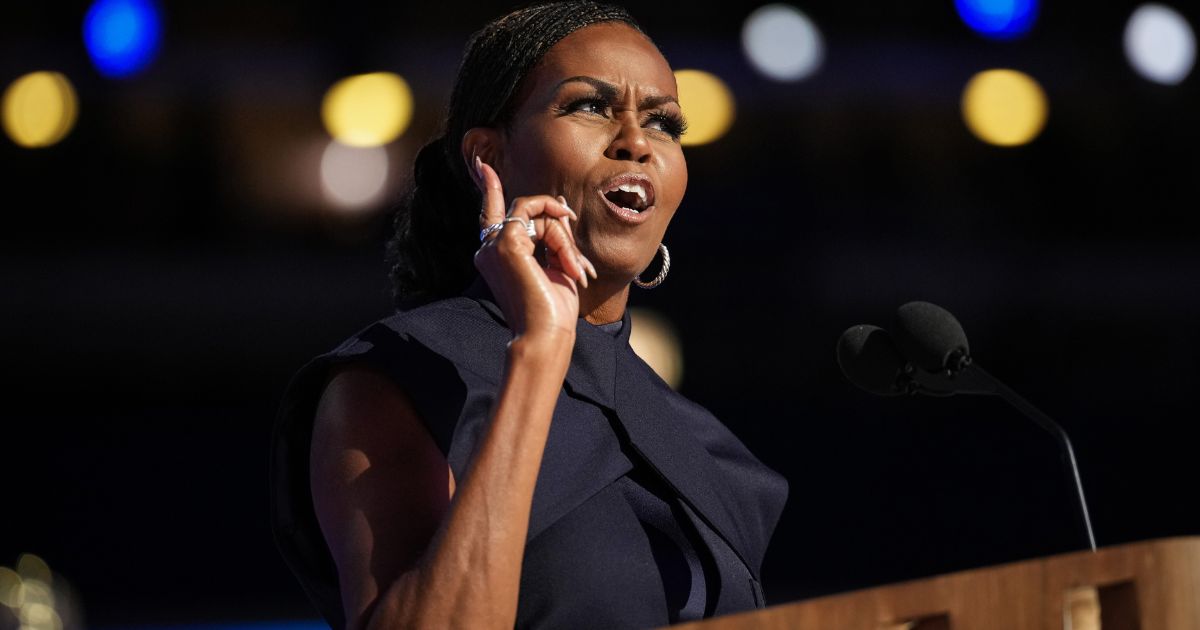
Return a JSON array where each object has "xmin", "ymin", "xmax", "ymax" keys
[
  {"xmin": 836, "ymin": 324, "xmax": 907, "ymax": 396},
  {"xmin": 837, "ymin": 302, "xmax": 1098, "ymax": 552}
]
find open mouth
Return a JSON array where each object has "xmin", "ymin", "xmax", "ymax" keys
[
  {"xmin": 603, "ymin": 184, "xmax": 650, "ymax": 213},
  {"xmin": 598, "ymin": 174, "xmax": 655, "ymax": 221}
]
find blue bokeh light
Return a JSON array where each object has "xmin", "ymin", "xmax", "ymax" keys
[
  {"xmin": 84, "ymin": 0, "xmax": 163, "ymax": 77},
  {"xmin": 954, "ymin": 0, "xmax": 1038, "ymax": 40}
]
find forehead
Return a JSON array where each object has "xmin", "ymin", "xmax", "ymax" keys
[{"xmin": 531, "ymin": 22, "xmax": 677, "ymax": 98}]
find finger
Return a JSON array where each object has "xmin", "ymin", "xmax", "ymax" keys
[
  {"xmin": 553, "ymin": 205, "xmax": 597, "ymax": 280},
  {"xmin": 556, "ymin": 196, "xmax": 580, "ymax": 227},
  {"xmin": 555, "ymin": 215, "xmax": 598, "ymax": 280},
  {"xmin": 541, "ymin": 217, "xmax": 589, "ymax": 288},
  {"xmin": 476, "ymin": 158, "xmax": 507, "ymax": 231},
  {"xmin": 496, "ymin": 196, "xmax": 596, "ymax": 281},
  {"xmin": 506, "ymin": 195, "xmax": 578, "ymax": 224},
  {"xmin": 558, "ymin": 215, "xmax": 575, "ymax": 246}
]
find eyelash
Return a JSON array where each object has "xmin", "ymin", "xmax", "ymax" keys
[{"xmin": 558, "ymin": 97, "xmax": 688, "ymax": 140}]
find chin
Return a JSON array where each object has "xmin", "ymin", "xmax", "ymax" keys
[{"xmin": 581, "ymin": 237, "xmax": 653, "ymax": 283}]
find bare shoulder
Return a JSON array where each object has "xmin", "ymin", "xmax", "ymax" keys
[
  {"xmin": 313, "ymin": 363, "xmax": 422, "ymax": 446},
  {"xmin": 310, "ymin": 362, "xmax": 455, "ymax": 626}
]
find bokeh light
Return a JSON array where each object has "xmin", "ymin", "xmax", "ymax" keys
[
  {"xmin": 84, "ymin": 0, "xmax": 163, "ymax": 78},
  {"xmin": 741, "ymin": 4, "xmax": 824, "ymax": 82},
  {"xmin": 2, "ymin": 72, "xmax": 79, "ymax": 148},
  {"xmin": 961, "ymin": 69, "xmax": 1048, "ymax": 147},
  {"xmin": 321, "ymin": 72, "xmax": 413, "ymax": 147},
  {"xmin": 319, "ymin": 140, "xmax": 390, "ymax": 210},
  {"xmin": 955, "ymin": 0, "xmax": 1038, "ymax": 40},
  {"xmin": 1124, "ymin": 4, "xmax": 1196, "ymax": 85},
  {"xmin": 1, "ymin": 554, "xmax": 73, "ymax": 630},
  {"xmin": 674, "ymin": 69, "xmax": 735, "ymax": 147},
  {"xmin": 0, "ymin": 567, "xmax": 20, "ymax": 608},
  {"xmin": 629, "ymin": 308, "xmax": 684, "ymax": 389},
  {"xmin": 16, "ymin": 555, "xmax": 52, "ymax": 586}
]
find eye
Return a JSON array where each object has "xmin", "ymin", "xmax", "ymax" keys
[
  {"xmin": 643, "ymin": 111, "xmax": 688, "ymax": 140},
  {"xmin": 563, "ymin": 97, "xmax": 610, "ymax": 117}
]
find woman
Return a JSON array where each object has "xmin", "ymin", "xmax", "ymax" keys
[{"xmin": 270, "ymin": 3, "xmax": 788, "ymax": 628}]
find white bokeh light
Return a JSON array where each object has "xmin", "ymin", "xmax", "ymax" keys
[
  {"xmin": 1124, "ymin": 4, "xmax": 1196, "ymax": 85},
  {"xmin": 319, "ymin": 140, "xmax": 390, "ymax": 211},
  {"xmin": 741, "ymin": 4, "xmax": 824, "ymax": 82}
]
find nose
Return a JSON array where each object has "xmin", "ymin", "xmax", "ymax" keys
[{"xmin": 604, "ymin": 114, "xmax": 652, "ymax": 164}]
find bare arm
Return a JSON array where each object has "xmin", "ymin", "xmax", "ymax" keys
[
  {"xmin": 312, "ymin": 333, "xmax": 571, "ymax": 629},
  {"xmin": 311, "ymin": 156, "xmax": 596, "ymax": 630},
  {"xmin": 311, "ymin": 364, "xmax": 454, "ymax": 626}
]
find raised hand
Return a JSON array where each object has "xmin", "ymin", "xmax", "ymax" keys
[{"xmin": 471, "ymin": 156, "xmax": 598, "ymax": 341}]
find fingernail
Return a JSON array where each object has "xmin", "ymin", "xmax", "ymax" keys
[
  {"xmin": 574, "ymin": 255, "xmax": 589, "ymax": 288},
  {"xmin": 583, "ymin": 255, "xmax": 598, "ymax": 279},
  {"xmin": 473, "ymin": 155, "xmax": 484, "ymax": 182},
  {"xmin": 557, "ymin": 195, "xmax": 578, "ymax": 221}
]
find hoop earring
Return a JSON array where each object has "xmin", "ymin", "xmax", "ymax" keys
[{"xmin": 633, "ymin": 243, "xmax": 670, "ymax": 289}]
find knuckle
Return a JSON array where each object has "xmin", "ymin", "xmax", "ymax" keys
[
  {"xmin": 508, "ymin": 195, "xmax": 560, "ymax": 216},
  {"xmin": 497, "ymin": 234, "xmax": 519, "ymax": 254}
]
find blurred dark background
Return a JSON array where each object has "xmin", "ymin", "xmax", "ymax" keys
[{"xmin": 3, "ymin": 0, "xmax": 1198, "ymax": 625}]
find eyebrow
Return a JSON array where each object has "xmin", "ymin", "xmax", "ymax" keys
[{"xmin": 554, "ymin": 75, "xmax": 679, "ymax": 110}]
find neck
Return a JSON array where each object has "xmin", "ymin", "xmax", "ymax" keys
[{"xmin": 579, "ymin": 279, "xmax": 630, "ymax": 326}]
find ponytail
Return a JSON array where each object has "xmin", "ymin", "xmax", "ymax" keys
[{"xmin": 387, "ymin": 136, "xmax": 480, "ymax": 309}]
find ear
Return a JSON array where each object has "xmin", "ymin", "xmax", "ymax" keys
[{"xmin": 461, "ymin": 127, "xmax": 504, "ymax": 177}]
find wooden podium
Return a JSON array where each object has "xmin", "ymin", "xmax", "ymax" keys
[{"xmin": 678, "ymin": 537, "xmax": 1200, "ymax": 630}]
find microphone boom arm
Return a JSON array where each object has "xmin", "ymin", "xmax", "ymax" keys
[{"xmin": 905, "ymin": 358, "xmax": 1098, "ymax": 552}]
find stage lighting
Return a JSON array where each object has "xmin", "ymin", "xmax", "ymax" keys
[
  {"xmin": 961, "ymin": 69, "xmax": 1047, "ymax": 147},
  {"xmin": 0, "ymin": 566, "xmax": 19, "ymax": 608},
  {"xmin": 84, "ymin": 0, "xmax": 163, "ymax": 78},
  {"xmin": 741, "ymin": 4, "xmax": 824, "ymax": 82},
  {"xmin": 629, "ymin": 308, "xmax": 684, "ymax": 389},
  {"xmin": 674, "ymin": 70, "xmax": 735, "ymax": 147},
  {"xmin": 954, "ymin": 0, "xmax": 1038, "ymax": 40},
  {"xmin": 1125, "ymin": 4, "xmax": 1196, "ymax": 85},
  {"xmin": 320, "ymin": 140, "xmax": 390, "ymax": 210},
  {"xmin": 2, "ymin": 72, "xmax": 79, "ymax": 148},
  {"xmin": 0, "ymin": 554, "xmax": 70, "ymax": 630},
  {"xmin": 321, "ymin": 72, "xmax": 413, "ymax": 147}
]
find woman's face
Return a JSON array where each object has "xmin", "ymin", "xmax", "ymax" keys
[{"xmin": 496, "ymin": 22, "xmax": 688, "ymax": 282}]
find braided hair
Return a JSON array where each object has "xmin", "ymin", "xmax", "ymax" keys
[{"xmin": 386, "ymin": 1, "xmax": 644, "ymax": 309}]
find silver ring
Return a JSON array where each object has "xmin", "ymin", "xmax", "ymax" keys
[
  {"xmin": 479, "ymin": 222, "xmax": 503, "ymax": 241},
  {"xmin": 479, "ymin": 216, "xmax": 537, "ymax": 242},
  {"xmin": 506, "ymin": 216, "xmax": 537, "ymax": 239}
]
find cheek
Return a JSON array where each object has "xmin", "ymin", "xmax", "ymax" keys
[
  {"xmin": 508, "ymin": 124, "xmax": 601, "ymax": 195},
  {"xmin": 660, "ymin": 149, "xmax": 688, "ymax": 213}
]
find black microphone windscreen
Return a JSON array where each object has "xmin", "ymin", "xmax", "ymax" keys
[
  {"xmin": 837, "ymin": 324, "xmax": 907, "ymax": 396},
  {"xmin": 892, "ymin": 301, "xmax": 970, "ymax": 372}
]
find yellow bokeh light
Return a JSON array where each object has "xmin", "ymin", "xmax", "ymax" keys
[
  {"xmin": 629, "ymin": 308, "xmax": 684, "ymax": 389},
  {"xmin": 0, "ymin": 566, "xmax": 21, "ymax": 608},
  {"xmin": 961, "ymin": 69, "xmax": 1048, "ymax": 147},
  {"xmin": 16, "ymin": 555, "xmax": 51, "ymax": 587},
  {"xmin": 2, "ymin": 71, "xmax": 78, "ymax": 148},
  {"xmin": 674, "ymin": 69, "xmax": 735, "ymax": 146},
  {"xmin": 321, "ymin": 72, "xmax": 413, "ymax": 147},
  {"xmin": 22, "ymin": 601, "xmax": 56, "ymax": 626}
]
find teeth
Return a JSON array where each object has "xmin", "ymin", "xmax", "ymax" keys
[{"xmin": 615, "ymin": 183, "xmax": 648, "ymax": 207}]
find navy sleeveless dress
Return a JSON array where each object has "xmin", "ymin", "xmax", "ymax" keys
[{"xmin": 270, "ymin": 279, "xmax": 788, "ymax": 628}]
